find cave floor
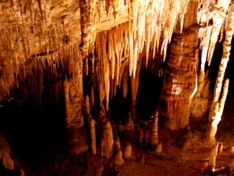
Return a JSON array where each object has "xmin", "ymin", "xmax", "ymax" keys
[{"xmin": 21, "ymin": 109, "xmax": 234, "ymax": 176}]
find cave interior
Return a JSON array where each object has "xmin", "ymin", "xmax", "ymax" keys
[{"xmin": 1, "ymin": 0, "xmax": 234, "ymax": 175}]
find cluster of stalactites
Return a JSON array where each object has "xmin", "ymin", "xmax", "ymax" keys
[
  {"xmin": 96, "ymin": 0, "xmax": 190, "ymax": 77},
  {"xmin": 198, "ymin": 0, "xmax": 231, "ymax": 69},
  {"xmin": 2, "ymin": 43, "xmax": 82, "ymax": 108},
  {"xmin": 92, "ymin": 0, "xmax": 191, "ymax": 109},
  {"xmin": 129, "ymin": 0, "xmax": 190, "ymax": 76}
]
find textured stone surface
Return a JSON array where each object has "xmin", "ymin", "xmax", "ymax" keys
[{"xmin": 160, "ymin": 25, "xmax": 199, "ymax": 130}]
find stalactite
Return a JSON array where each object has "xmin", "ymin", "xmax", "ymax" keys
[
  {"xmin": 63, "ymin": 76, "xmax": 70, "ymax": 124},
  {"xmin": 122, "ymin": 65, "xmax": 128, "ymax": 98},
  {"xmin": 199, "ymin": 26, "xmax": 212, "ymax": 71},
  {"xmin": 95, "ymin": 33, "xmax": 105, "ymax": 104},
  {"xmin": 130, "ymin": 56, "xmax": 142, "ymax": 121},
  {"xmin": 207, "ymin": 0, "xmax": 231, "ymax": 65},
  {"xmin": 128, "ymin": 21, "xmax": 134, "ymax": 77},
  {"xmin": 118, "ymin": 58, "xmax": 128, "ymax": 87}
]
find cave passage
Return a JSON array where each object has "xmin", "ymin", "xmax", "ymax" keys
[
  {"xmin": 110, "ymin": 68, "xmax": 163, "ymax": 122},
  {"xmin": 0, "ymin": 98, "xmax": 67, "ymax": 166}
]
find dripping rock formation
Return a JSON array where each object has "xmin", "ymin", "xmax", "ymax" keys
[{"xmin": 0, "ymin": 0, "xmax": 234, "ymax": 175}]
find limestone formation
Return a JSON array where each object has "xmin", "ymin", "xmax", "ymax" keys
[
  {"xmin": 114, "ymin": 150, "xmax": 124, "ymax": 165},
  {"xmin": 0, "ymin": 135, "xmax": 14, "ymax": 171},
  {"xmin": 139, "ymin": 154, "xmax": 145, "ymax": 165},
  {"xmin": 0, "ymin": 134, "xmax": 24, "ymax": 175},
  {"xmin": 160, "ymin": 25, "xmax": 199, "ymax": 130},
  {"xmin": 230, "ymin": 159, "xmax": 234, "ymax": 173},
  {"xmin": 139, "ymin": 128, "xmax": 144, "ymax": 144},
  {"xmin": 206, "ymin": 2, "xmax": 234, "ymax": 142},
  {"xmin": 124, "ymin": 143, "xmax": 132, "ymax": 159},
  {"xmin": 90, "ymin": 118, "xmax": 97, "ymax": 155},
  {"xmin": 114, "ymin": 137, "xmax": 121, "ymax": 152},
  {"xmin": 144, "ymin": 130, "xmax": 151, "ymax": 144},
  {"xmin": 150, "ymin": 111, "xmax": 159, "ymax": 146},
  {"xmin": 155, "ymin": 143, "xmax": 162, "ymax": 153},
  {"xmin": 118, "ymin": 121, "xmax": 125, "ymax": 132},
  {"xmin": 100, "ymin": 120, "xmax": 114, "ymax": 159},
  {"xmin": 95, "ymin": 163, "xmax": 104, "ymax": 176},
  {"xmin": 208, "ymin": 143, "xmax": 219, "ymax": 170},
  {"xmin": 125, "ymin": 115, "xmax": 135, "ymax": 131},
  {"xmin": 85, "ymin": 95, "xmax": 91, "ymax": 115},
  {"xmin": 63, "ymin": 64, "xmax": 89, "ymax": 155},
  {"xmin": 229, "ymin": 146, "xmax": 234, "ymax": 154}
]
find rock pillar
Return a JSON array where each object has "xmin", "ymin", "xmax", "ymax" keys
[
  {"xmin": 160, "ymin": 25, "xmax": 199, "ymax": 130},
  {"xmin": 64, "ymin": 58, "xmax": 88, "ymax": 155}
]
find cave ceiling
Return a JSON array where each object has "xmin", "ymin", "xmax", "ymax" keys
[{"xmin": 0, "ymin": 0, "xmax": 232, "ymax": 107}]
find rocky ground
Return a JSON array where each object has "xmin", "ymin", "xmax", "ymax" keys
[{"xmin": 1, "ymin": 103, "xmax": 234, "ymax": 176}]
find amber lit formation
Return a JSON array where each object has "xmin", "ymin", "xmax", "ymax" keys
[{"xmin": 206, "ymin": 2, "xmax": 234, "ymax": 142}]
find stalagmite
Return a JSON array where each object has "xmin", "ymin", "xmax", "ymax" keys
[
  {"xmin": 144, "ymin": 130, "xmax": 150, "ymax": 144},
  {"xmin": 208, "ymin": 143, "xmax": 219, "ymax": 171},
  {"xmin": 114, "ymin": 150, "xmax": 124, "ymax": 165},
  {"xmin": 150, "ymin": 111, "xmax": 159, "ymax": 147},
  {"xmin": 90, "ymin": 119, "xmax": 97, "ymax": 155},
  {"xmin": 114, "ymin": 137, "xmax": 121, "ymax": 152},
  {"xmin": 0, "ymin": 135, "xmax": 14, "ymax": 171},
  {"xmin": 229, "ymin": 146, "xmax": 234, "ymax": 154},
  {"xmin": 63, "ymin": 50, "xmax": 89, "ymax": 155},
  {"xmin": 139, "ymin": 128, "xmax": 144, "ymax": 144},
  {"xmin": 100, "ymin": 120, "xmax": 114, "ymax": 159},
  {"xmin": 85, "ymin": 95, "xmax": 91, "ymax": 115},
  {"xmin": 95, "ymin": 163, "xmax": 104, "ymax": 176},
  {"xmin": 206, "ymin": 79, "xmax": 229, "ymax": 142},
  {"xmin": 155, "ymin": 143, "xmax": 162, "ymax": 153},
  {"xmin": 118, "ymin": 120, "xmax": 125, "ymax": 132},
  {"xmin": 230, "ymin": 159, "xmax": 234, "ymax": 173},
  {"xmin": 124, "ymin": 143, "xmax": 132, "ymax": 159},
  {"xmin": 218, "ymin": 142, "xmax": 223, "ymax": 153}
]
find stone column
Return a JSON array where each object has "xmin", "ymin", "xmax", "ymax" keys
[
  {"xmin": 159, "ymin": 1, "xmax": 200, "ymax": 131},
  {"xmin": 160, "ymin": 25, "xmax": 199, "ymax": 130},
  {"xmin": 64, "ymin": 58, "xmax": 88, "ymax": 155}
]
